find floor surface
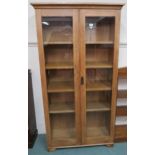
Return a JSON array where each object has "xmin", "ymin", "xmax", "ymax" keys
[{"xmin": 28, "ymin": 135, "xmax": 127, "ymax": 155}]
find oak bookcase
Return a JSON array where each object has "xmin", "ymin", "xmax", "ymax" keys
[{"xmin": 32, "ymin": 3, "xmax": 124, "ymax": 151}]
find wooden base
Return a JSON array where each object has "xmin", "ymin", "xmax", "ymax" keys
[{"xmin": 48, "ymin": 142, "xmax": 114, "ymax": 151}]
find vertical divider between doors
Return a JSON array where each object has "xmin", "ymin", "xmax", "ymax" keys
[
  {"xmin": 79, "ymin": 10, "xmax": 87, "ymax": 144},
  {"xmin": 73, "ymin": 9, "xmax": 81, "ymax": 144}
]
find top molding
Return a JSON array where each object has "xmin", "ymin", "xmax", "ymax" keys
[{"xmin": 31, "ymin": 3, "xmax": 125, "ymax": 10}]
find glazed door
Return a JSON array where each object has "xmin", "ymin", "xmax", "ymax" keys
[
  {"xmin": 79, "ymin": 9, "xmax": 120, "ymax": 144},
  {"xmin": 37, "ymin": 9, "xmax": 81, "ymax": 147}
]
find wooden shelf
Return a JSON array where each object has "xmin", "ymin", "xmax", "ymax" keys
[
  {"xmin": 44, "ymin": 41, "xmax": 73, "ymax": 45},
  {"xmin": 86, "ymin": 62, "xmax": 113, "ymax": 69},
  {"xmin": 87, "ymin": 102, "xmax": 111, "ymax": 112},
  {"xmin": 47, "ymin": 81, "xmax": 74, "ymax": 93},
  {"xmin": 86, "ymin": 41, "xmax": 114, "ymax": 45},
  {"xmin": 49, "ymin": 102, "xmax": 74, "ymax": 114},
  {"xmin": 87, "ymin": 127, "xmax": 109, "ymax": 137},
  {"xmin": 46, "ymin": 62, "xmax": 73, "ymax": 69},
  {"xmin": 87, "ymin": 81, "xmax": 112, "ymax": 91}
]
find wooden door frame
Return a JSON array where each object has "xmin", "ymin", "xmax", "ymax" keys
[
  {"xmin": 35, "ymin": 9, "xmax": 81, "ymax": 148},
  {"xmin": 79, "ymin": 9, "xmax": 121, "ymax": 144},
  {"xmin": 35, "ymin": 9, "xmax": 52, "ymax": 149}
]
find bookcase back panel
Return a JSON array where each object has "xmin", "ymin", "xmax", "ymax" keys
[
  {"xmin": 48, "ymin": 92, "xmax": 74, "ymax": 103},
  {"xmin": 86, "ymin": 91, "xmax": 111, "ymax": 103},
  {"xmin": 46, "ymin": 69, "xmax": 74, "ymax": 82},
  {"xmin": 86, "ymin": 45, "xmax": 113, "ymax": 64},
  {"xmin": 86, "ymin": 69, "xmax": 113, "ymax": 83}
]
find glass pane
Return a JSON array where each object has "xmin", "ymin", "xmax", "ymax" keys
[
  {"xmin": 42, "ymin": 17, "xmax": 76, "ymax": 143},
  {"xmin": 46, "ymin": 69, "xmax": 74, "ymax": 92},
  {"xmin": 86, "ymin": 44, "xmax": 113, "ymax": 68},
  {"xmin": 85, "ymin": 17, "xmax": 114, "ymax": 138},
  {"xmin": 86, "ymin": 69, "xmax": 112, "ymax": 91},
  {"xmin": 42, "ymin": 17, "xmax": 74, "ymax": 69},
  {"xmin": 85, "ymin": 17, "xmax": 115, "ymax": 43},
  {"xmin": 86, "ymin": 112, "xmax": 110, "ymax": 137},
  {"xmin": 45, "ymin": 44, "xmax": 73, "ymax": 69},
  {"xmin": 86, "ymin": 91, "xmax": 111, "ymax": 138},
  {"xmin": 50, "ymin": 113, "xmax": 76, "ymax": 139},
  {"xmin": 86, "ymin": 91, "xmax": 111, "ymax": 112},
  {"xmin": 42, "ymin": 17, "xmax": 73, "ymax": 43}
]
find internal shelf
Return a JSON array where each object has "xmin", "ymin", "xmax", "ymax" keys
[
  {"xmin": 49, "ymin": 102, "xmax": 74, "ymax": 114},
  {"xmin": 86, "ymin": 41, "xmax": 114, "ymax": 45},
  {"xmin": 47, "ymin": 81, "xmax": 74, "ymax": 93},
  {"xmin": 44, "ymin": 42, "xmax": 73, "ymax": 45},
  {"xmin": 46, "ymin": 62, "xmax": 73, "ymax": 69},
  {"xmin": 87, "ymin": 102, "xmax": 111, "ymax": 112},
  {"xmin": 86, "ymin": 61, "xmax": 113, "ymax": 69},
  {"xmin": 87, "ymin": 81, "xmax": 112, "ymax": 91}
]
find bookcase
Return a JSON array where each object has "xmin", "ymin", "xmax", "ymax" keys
[
  {"xmin": 115, "ymin": 67, "xmax": 127, "ymax": 141},
  {"xmin": 32, "ymin": 3, "xmax": 124, "ymax": 151}
]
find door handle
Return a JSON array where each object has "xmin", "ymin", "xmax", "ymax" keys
[{"xmin": 81, "ymin": 77, "xmax": 84, "ymax": 85}]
